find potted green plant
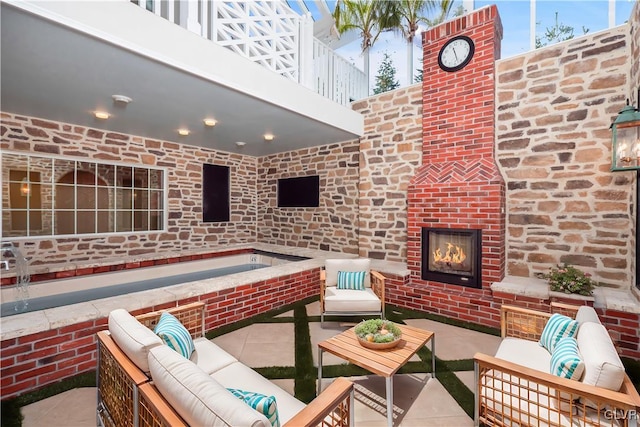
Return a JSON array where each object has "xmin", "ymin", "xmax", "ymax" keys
[{"xmin": 544, "ymin": 263, "xmax": 596, "ymax": 296}]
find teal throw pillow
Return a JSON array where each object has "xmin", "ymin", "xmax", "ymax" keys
[
  {"xmin": 550, "ymin": 337, "xmax": 585, "ymax": 380},
  {"xmin": 154, "ymin": 312, "xmax": 195, "ymax": 359},
  {"xmin": 227, "ymin": 388, "xmax": 280, "ymax": 427},
  {"xmin": 539, "ymin": 313, "xmax": 579, "ymax": 353},
  {"xmin": 336, "ymin": 270, "xmax": 366, "ymax": 290}
]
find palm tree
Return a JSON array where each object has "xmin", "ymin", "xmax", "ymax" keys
[
  {"xmin": 395, "ymin": 0, "xmax": 457, "ymax": 85},
  {"xmin": 333, "ymin": 0, "xmax": 398, "ymax": 93}
]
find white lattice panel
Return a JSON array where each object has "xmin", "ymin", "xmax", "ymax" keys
[{"xmin": 211, "ymin": 1, "xmax": 300, "ymax": 80}]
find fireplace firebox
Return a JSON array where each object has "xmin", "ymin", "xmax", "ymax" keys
[{"xmin": 421, "ymin": 228, "xmax": 481, "ymax": 288}]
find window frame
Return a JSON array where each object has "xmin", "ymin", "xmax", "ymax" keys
[{"xmin": 1, "ymin": 150, "xmax": 168, "ymax": 239}]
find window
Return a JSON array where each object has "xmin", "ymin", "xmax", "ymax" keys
[{"xmin": 1, "ymin": 152, "xmax": 166, "ymax": 238}]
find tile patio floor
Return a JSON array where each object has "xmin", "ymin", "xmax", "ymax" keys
[{"xmin": 21, "ymin": 301, "xmax": 502, "ymax": 427}]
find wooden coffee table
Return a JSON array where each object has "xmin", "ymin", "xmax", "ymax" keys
[{"xmin": 317, "ymin": 324, "xmax": 435, "ymax": 427}]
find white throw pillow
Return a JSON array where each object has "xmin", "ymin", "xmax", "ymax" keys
[
  {"xmin": 108, "ymin": 308, "xmax": 162, "ymax": 374},
  {"xmin": 148, "ymin": 346, "xmax": 271, "ymax": 427}
]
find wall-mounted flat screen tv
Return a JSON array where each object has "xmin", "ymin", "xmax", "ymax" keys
[{"xmin": 277, "ymin": 175, "xmax": 320, "ymax": 208}]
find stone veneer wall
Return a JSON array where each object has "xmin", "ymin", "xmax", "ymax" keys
[
  {"xmin": 0, "ymin": 112, "xmax": 258, "ymax": 267},
  {"xmin": 257, "ymin": 142, "xmax": 360, "ymax": 253},
  {"xmin": 495, "ymin": 25, "xmax": 634, "ymax": 288},
  {"xmin": 352, "ymin": 84, "xmax": 423, "ymax": 262}
]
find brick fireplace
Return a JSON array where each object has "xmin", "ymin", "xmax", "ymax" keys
[{"xmin": 406, "ymin": 6, "xmax": 506, "ymax": 319}]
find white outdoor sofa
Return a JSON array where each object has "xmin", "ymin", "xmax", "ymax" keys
[
  {"xmin": 474, "ymin": 303, "xmax": 640, "ymax": 427},
  {"xmin": 97, "ymin": 302, "xmax": 354, "ymax": 426}
]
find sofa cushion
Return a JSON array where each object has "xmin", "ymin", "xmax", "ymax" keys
[
  {"xmin": 228, "ymin": 388, "xmax": 280, "ymax": 427},
  {"xmin": 108, "ymin": 308, "xmax": 162, "ymax": 374},
  {"xmin": 550, "ymin": 337, "xmax": 584, "ymax": 380},
  {"xmin": 539, "ymin": 313, "xmax": 579, "ymax": 353},
  {"xmin": 324, "ymin": 287, "xmax": 381, "ymax": 313},
  {"xmin": 494, "ymin": 337, "xmax": 551, "ymax": 373},
  {"xmin": 325, "ymin": 259, "xmax": 371, "ymax": 288},
  {"xmin": 575, "ymin": 306, "xmax": 601, "ymax": 325},
  {"xmin": 336, "ymin": 271, "xmax": 366, "ymax": 290},
  {"xmin": 155, "ymin": 312, "xmax": 195, "ymax": 359},
  {"xmin": 212, "ymin": 361, "xmax": 305, "ymax": 425},
  {"xmin": 148, "ymin": 346, "xmax": 271, "ymax": 427},
  {"xmin": 191, "ymin": 337, "xmax": 238, "ymax": 375},
  {"xmin": 577, "ymin": 322, "xmax": 624, "ymax": 392}
]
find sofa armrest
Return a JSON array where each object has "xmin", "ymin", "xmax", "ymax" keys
[
  {"xmin": 371, "ymin": 270, "xmax": 385, "ymax": 317},
  {"xmin": 138, "ymin": 382, "xmax": 187, "ymax": 427},
  {"xmin": 474, "ymin": 352, "xmax": 640, "ymax": 427},
  {"xmin": 500, "ymin": 305, "xmax": 552, "ymax": 340},
  {"xmin": 136, "ymin": 302, "xmax": 205, "ymax": 339},
  {"xmin": 283, "ymin": 377, "xmax": 354, "ymax": 427},
  {"xmin": 97, "ymin": 331, "xmax": 150, "ymax": 427},
  {"xmin": 320, "ymin": 269, "xmax": 326, "ymax": 312}
]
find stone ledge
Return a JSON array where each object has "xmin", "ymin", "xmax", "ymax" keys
[{"xmin": 491, "ymin": 275, "xmax": 640, "ymax": 314}]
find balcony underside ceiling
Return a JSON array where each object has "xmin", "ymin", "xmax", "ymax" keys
[{"xmin": 0, "ymin": 1, "xmax": 363, "ymax": 157}]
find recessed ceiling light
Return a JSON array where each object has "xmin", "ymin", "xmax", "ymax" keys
[
  {"xmin": 203, "ymin": 118, "xmax": 217, "ymax": 127},
  {"xmin": 112, "ymin": 94, "xmax": 132, "ymax": 104},
  {"xmin": 94, "ymin": 111, "xmax": 110, "ymax": 120},
  {"xmin": 178, "ymin": 129, "xmax": 190, "ymax": 136},
  {"xmin": 264, "ymin": 133, "xmax": 274, "ymax": 141},
  {"xmin": 235, "ymin": 141, "xmax": 246, "ymax": 147}
]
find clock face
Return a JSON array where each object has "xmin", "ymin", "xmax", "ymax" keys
[{"xmin": 438, "ymin": 35, "xmax": 475, "ymax": 72}]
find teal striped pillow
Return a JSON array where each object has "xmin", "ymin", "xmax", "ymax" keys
[
  {"xmin": 227, "ymin": 389, "xmax": 280, "ymax": 427},
  {"xmin": 550, "ymin": 337, "xmax": 584, "ymax": 380},
  {"xmin": 154, "ymin": 312, "xmax": 195, "ymax": 359},
  {"xmin": 336, "ymin": 271, "xmax": 366, "ymax": 290},
  {"xmin": 539, "ymin": 313, "xmax": 579, "ymax": 352}
]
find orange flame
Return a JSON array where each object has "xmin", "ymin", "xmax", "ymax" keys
[{"xmin": 433, "ymin": 242, "xmax": 466, "ymax": 264}]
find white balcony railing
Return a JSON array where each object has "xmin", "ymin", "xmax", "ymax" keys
[{"xmin": 133, "ymin": 0, "xmax": 366, "ymax": 106}]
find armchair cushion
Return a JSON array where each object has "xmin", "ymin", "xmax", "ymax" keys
[
  {"xmin": 577, "ymin": 322, "xmax": 624, "ymax": 391},
  {"xmin": 325, "ymin": 259, "xmax": 371, "ymax": 288},
  {"xmin": 108, "ymin": 308, "xmax": 162, "ymax": 374},
  {"xmin": 148, "ymin": 346, "xmax": 271, "ymax": 427},
  {"xmin": 324, "ymin": 287, "xmax": 381, "ymax": 313},
  {"xmin": 336, "ymin": 271, "xmax": 366, "ymax": 290}
]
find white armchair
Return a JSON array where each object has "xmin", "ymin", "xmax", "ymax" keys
[{"xmin": 319, "ymin": 258, "xmax": 385, "ymax": 327}]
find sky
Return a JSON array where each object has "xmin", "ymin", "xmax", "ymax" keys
[{"xmin": 331, "ymin": 0, "xmax": 637, "ymax": 90}]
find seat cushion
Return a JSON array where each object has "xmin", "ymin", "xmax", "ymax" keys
[
  {"xmin": 325, "ymin": 259, "xmax": 371, "ymax": 288},
  {"xmin": 191, "ymin": 337, "xmax": 238, "ymax": 375},
  {"xmin": 495, "ymin": 337, "xmax": 551, "ymax": 373},
  {"xmin": 212, "ymin": 361, "xmax": 305, "ymax": 425},
  {"xmin": 108, "ymin": 308, "xmax": 162, "ymax": 374},
  {"xmin": 148, "ymin": 346, "xmax": 271, "ymax": 427},
  {"xmin": 323, "ymin": 287, "xmax": 381, "ymax": 313}
]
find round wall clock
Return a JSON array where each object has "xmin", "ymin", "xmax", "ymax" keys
[{"xmin": 437, "ymin": 35, "xmax": 475, "ymax": 72}]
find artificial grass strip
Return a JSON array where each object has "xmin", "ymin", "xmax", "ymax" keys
[
  {"xmin": 622, "ymin": 357, "xmax": 640, "ymax": 392},
  {"xmin": 293, "ymin": 304, "xmax": 317, "ymax": 404},
  {"xmin": 254, "ymin": 366, "xmax": 297, "ymax": 380}
]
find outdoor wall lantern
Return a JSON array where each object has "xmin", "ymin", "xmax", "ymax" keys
[{"xmin": 611, "ymin": 88, "xmax": 640, "ymax": 172}]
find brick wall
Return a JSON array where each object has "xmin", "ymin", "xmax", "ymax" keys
[
  {"xmin": 495, "ymin": 25, "xmax": 633, "ymax": 288},
  {"xmin": 257, "ymin": 142, "xmax": 360, "ymax": 254},
  {"xmin": 0, "ymin": 113, "xmax": 258, "ymax": 267},
  {"xmin": 352, "ymin": 84, "xmax": 423, "ymax": 262},
  {"xmin": 0, "ymin": 263, "xmax": 318, "ymax": 399}
]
